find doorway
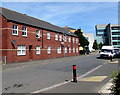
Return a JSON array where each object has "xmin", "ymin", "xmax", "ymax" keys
[{"xmin": 29, "ymin": 45, "xmax": 33, "ymax": 59}]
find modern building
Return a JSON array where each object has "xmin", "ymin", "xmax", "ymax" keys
[
  {"xmin": 83, "ymin": 33, "xmax": 95, "ymax": 52},
  {"xmin": 95, "ymin": 24, "xmax": 107, "ymax": 44},
  {"xmin": 0, "ymin": 7, "xmax": 79, "ymax": 64},
  {"xmin": 95, "ymin": 24, "xmax": 120, "ymax": 48}
]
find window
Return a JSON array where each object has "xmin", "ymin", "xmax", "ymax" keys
[
  {"xmin": 47, "ymin": 46, "xmax": 51, "ymax": 54},
  {"xmin": 47, "ymin": 32, "xmax": 50, "ymax": 39},
  {"xmin": 55, "ymin": 34, "xmax": 58, "ymax": 41},
  {"xmin": 68, "ymin": 37, "xmax": 71, "ymax": 42},
  {"xmin": 22, "ymin": 27, "xmax": 27, "ymax": 37},
  {"xmin": 73, "ymin": 48, "xmax": 75, "ymax": 53},
  {"xmin": 36, "ymin": 30, "xmax": 40, "ymax": 38},
  {"xmin": 76, "ymin": 48, "xmax": 78, "ymax": 52},
  {"xmin": 36, "ymin": 46, "xmax": 40, "ymax": 54},
  {"xmin": 76, "ymin": 39, "xmax": 78, "ymax": 43},
  {"xmin": 73, "ymin": 38, "xmax": 74, "ymax": 43},
  {"xmin": 17, "ymin": 45, "xmax": 26, "ymax": 56},
  {"xmin": 12, "ymin": 25, "xmax": 18, "ymax": 35},
  {"xmin": 59, "ymin": 35, "xmax": 62, "ymax": 41},
  {"xmin": 64, "ymin": 47, "xmax": 67, "ymax": 53},
  {"xmin": 57, "ymin": 47, "xmax": 61, "ymax": 54},
  {"xmin": 64, "ymin": 36, "xmax": 67, "ymax": 42},
  {"xmin": 69, "ymin": 48, "xmax": 71, "ymax": 53}
]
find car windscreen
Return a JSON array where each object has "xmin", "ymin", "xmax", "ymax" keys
[{"xmin": 101, "ymin": 49, "xmax": 112, "ymax": 53}]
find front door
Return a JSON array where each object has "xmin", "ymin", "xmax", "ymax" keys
[{"xmin": 29, "ymin": 45, "xmax": 33, "ymax": 59}]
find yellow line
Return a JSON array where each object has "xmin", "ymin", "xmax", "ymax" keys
[
  {"xmin": 109, "ymin": 61, "xmax": 118, "ymax": 63},
  {"xmin": 79, "ymin": 76, "xmax": 108, "ymax": 82}
]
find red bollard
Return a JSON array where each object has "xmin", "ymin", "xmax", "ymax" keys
[{"xmin": 73, "ymin": 65, "xmax": 77, "ymax": 82}]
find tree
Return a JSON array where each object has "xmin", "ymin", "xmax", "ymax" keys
[
  {"xmin": 99, "ymin": 42, "xmax": 103, "ymax": 49},
  {"xmin": 75, "ymin": 29, "xmax": 89, "ymax": 48},
  {"xmin": 93, "ymin": 40, "xmax": 98, "ymax": 50}
]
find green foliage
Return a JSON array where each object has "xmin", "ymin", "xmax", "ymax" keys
[
  {"xmin": 99, "ymin": 42, "xmax": 103, "ymax": 49},
  {"xmin": 93, "ymin": 40, "xmax": 98, "ymax": 50},
  {"xmin": 75, "ymin": 29, "xmax": 89, "ymax": 48},
  {"xmin": 111, "ymin": 70, "xmax": 120, "ymax": 95}
]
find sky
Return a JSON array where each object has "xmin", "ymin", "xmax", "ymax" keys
[{"xmin": 1, "ymin": 2, "xmax": 118, "ymax": 35}]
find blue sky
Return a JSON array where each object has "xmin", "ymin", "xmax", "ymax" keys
[{"xmin": 1, "ymin": 2, "xmax": 118, "ymax": 35}]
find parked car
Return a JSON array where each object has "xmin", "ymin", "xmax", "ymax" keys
[
  {"xmin": 114, "ymin": 48, "xmax": 120, "ymax": 57},
  {"xmin": 99, "ymin": 46, "xmax": 116, "ymax": 58}
]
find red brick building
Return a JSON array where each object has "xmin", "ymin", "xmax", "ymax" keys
[{"xmin": 0, "ymin": 7, "xmax": 79, "ymax": 64}]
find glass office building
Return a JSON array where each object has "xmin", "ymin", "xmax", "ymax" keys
[{"xmin": 95, "ymin": 24, "xmax": 120, "ymax": 48}]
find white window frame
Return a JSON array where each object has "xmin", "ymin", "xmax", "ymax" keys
[
  {"xmin": 69, "ymin": 48, "xmax": 71, "ymax": 53},
  {"xmin": 64, "ymin": 36, "xmax": 67, "ymax": 42},
  {"xmin": 57, "ymin": 47, "xmax": 61, "ymax": 54},
  {"xmin": 36, "ymin": 46, "xmax": 40, "ymax": 54},
  {"xmin": 68, "ymin": 37, "xmax": 71, "ymax": 42},
  {"xmin": 47, "ymin": 32, "xmax": 50, "ymax": 40},
  {"xmin": 17, "ymin": 45, "xmax": 26, "ymax": 56},
  {"xmin": 59, "ymin": 35, "xmax": 62, "ymax": 41},
  {"xmin": 76, "ymin": 48, "xmax": 78, "ymax": 52},
  {"xmin": 64, "ymin": 47, "xmax": 67, "ymax": 53},
  {"xmin": 36, "ymin": 30, "xmax": 40, "ymax": 38},
  {"xmin": 22, "ymin": 27, "xmax": 27, "ymax": 37},
  {"xmin": 73, "ymin": 48, "xmax": 75, "ymax": 53},
  {"xmin": 76, "ymin": 39, "xmax": 78, "ymax": 43},
  {"xmin": 73, "ymin": 38, "xmax": 74, "ymax": 43},
  {"xmin": 55, "ymin": 34, "xmax": 58, "ymax": 41},
  {"xmin": 12, "ymin": 25, "xmax": 18, "ymax": 35},
  {"xmin": 47, "ymin": 46, "xmax": 51, "ymax": 54}
]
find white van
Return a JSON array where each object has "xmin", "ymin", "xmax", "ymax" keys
[{"xmin": 100, "ymin": 46, "xmax": 116, "ymax": 58}]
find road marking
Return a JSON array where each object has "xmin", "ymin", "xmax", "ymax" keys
[
  {"xmin": 79, "ymin": 76, "xmax": 108, "ymax": 82},
  {"xmin": 31, "ymin": 65, "xmax": 103, "ymax": 93},
  {"xmin": 109, "ymin": 61, "xmax": 118, "ymax": 63}
]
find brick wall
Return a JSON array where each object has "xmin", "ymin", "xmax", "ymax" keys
[{"xmin": 1, "ymin": 15, "xmax": 79, "ymax": 63}]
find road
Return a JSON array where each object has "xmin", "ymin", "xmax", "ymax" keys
[{"xmin": 2, "ymin": 53, "xmax": 118, "ymax": 93}]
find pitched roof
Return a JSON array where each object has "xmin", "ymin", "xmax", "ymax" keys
[{"xmin": 0, "ymin": 7, "xmax": 77, "ymax": 37}]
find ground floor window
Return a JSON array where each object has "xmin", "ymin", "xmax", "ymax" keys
[
  {"xmin": 36, "ymin": 46, "xmax": 40, "ymax": 54},
  {"xmin": 47, "ymin": 46, "xmax": 51, "ymax": 54},
  {"xmin": 76, "ymin": 48, "xmax": 78, "ymax": 52},
  {"xmin": 73, "ymin": 48, "xmax": 75, "ymax": 53},
  {"xmin": 17, "ymin": 45, "xmax": 26, "ymax": 55},
  {"xmin": 64, "ymin": 47, "xmax": 67, "ymax": 53},
  {"xmin": 69, "ymin": 48, "xmax": 71, "ymax": 53},
  {"xmin": 57, "ymin": 47, "xmax": 61, "ymax": 54}
]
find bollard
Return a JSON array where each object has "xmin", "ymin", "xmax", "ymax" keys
[{"xmin": 73, "ymin": 65, "xmax": 77, "ymax": 82}]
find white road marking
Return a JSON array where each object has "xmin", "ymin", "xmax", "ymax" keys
[{"xmin": 31, "ymin": 64, "xmax": 103, "ymax": 93}]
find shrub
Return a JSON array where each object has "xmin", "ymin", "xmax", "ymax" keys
[{"xmin": 111, "ymin": 70, "xmax": 120, "ymax": 95}]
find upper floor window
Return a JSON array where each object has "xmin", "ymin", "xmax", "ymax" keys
[
  {"xmin": 12, "ymin": 25, "xmax": 18, "ymax": 35},
  {"xmin": 59, "ymin": 35, "xmax": 62, "ymax": 41},
  {"xmin": 64, "ymin": 36, "xmax": 67, "ymax": 42},
  {"xmin": 36, "ymin": 46, "xmax": 40, "ymax": 54},
  {"xmin": 76, "ymin": 39, "xmax": 78, "ymax": 43},
  {"xmin": 47, "ymin": 32, "xmax": 50, "ymax": 40},
  {"xmin": 55, "ymin": 34, "xmax": 58, "ymax": 41},
  {"xmin": 68, "ymin": 37, "xmax": 71, "ymax": 42},
  {"xmin": 22, "ymin": 27, "xmax": 27, "ymax": 37},
  {"xmin": 47, "ymin": 46, "xmax": 51, "ymax": 54},
  {"xmin": 73, "ymin": 38, "xmax": 75, "ymax": 43},
  {"xmin": 17, "ymin": 45, "xmax": 26, "ymax": 56},
  {"xmin": 36, "ymin": 30, "xmax": 40, "ymax": 38}
]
